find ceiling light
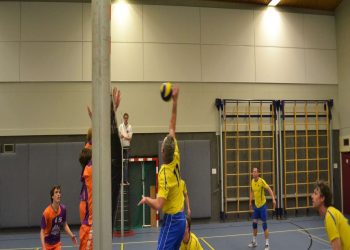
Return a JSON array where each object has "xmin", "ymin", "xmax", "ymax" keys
[{"xmin": 268, "ymin": 0, "xmax": 280, "ymax": 7}]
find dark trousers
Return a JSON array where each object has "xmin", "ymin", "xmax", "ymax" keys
[{"xmin": 122, "ymin": 147, "xmax": 129, "ymax": 182}]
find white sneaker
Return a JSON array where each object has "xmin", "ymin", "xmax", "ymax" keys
[
  {"xmin": 248, "ymin": 241, "xmax": 257, "ymax": 248},
  {"xmin": 264, "ymin": 244, "xmax": 269, "ymax": 250}
]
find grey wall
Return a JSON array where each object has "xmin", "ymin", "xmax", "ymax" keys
[
  {"xmin": 0, "ymin": 129, "xmax": 340, "ymax": 227},
  {"xmin": 0, "ymin": 142, "xmax": 83, "ymax": 228}
]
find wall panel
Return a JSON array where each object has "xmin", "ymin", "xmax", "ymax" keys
[
  {"xmin": 256, "ymin": 47, "xmax": 305, "ymax": 83},
  {"xmin": 143, "ymin": 5, "xmax": 200, "ymax": 43},
  {"xmin": 111, "ymin": 43, "xmax": 143, "ymax": 81},
  {"xmin": 144, "ymin": 43, "xmax": 201, "ymax": 82},
  {"xmin": 304, "ymin": 14, "xmax": 336, "ymax": 49},
  {"xmin": 0, "ymin": 1, "xmax": 20, "ymax": 41},
  {"xmin": 201, "ymin": 8, "xmax": 254, "ymax": 45},
  {"xmin": 255, "ymin": 10, "xmax": 304, "ymax": 48},
  {"xmin": 201, "ymin": 45, "xmax": 255, "ymax": 82},
  {"xmin": 305, "ymin": 49, "xmax": 337, "ymax": 84},
  {"xmin": 21, "ymin": 2, "xmax": 82, "ymax": 41},
  {"xmin": 20, "ymin": 42, "xmax": 82, "ymax": 81},
  {"xmin": 0, "ymin": 145, "xmax": 29, "ymax": 227},
  {"xmin": 111, "ymin": 3, "xmax": 143, "ymax": 42},
  {"xmin": 0, "ymin": 42, "xmax": 19, "ymax": 81}
]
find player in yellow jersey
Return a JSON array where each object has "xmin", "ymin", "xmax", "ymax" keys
[
  {"xmin": 312, "ymin": 180, "xmax": 350, "ymax": 250},
  {"xmin": 138, "ymin": 85, "xmax": 186, "ymax": 250},
  {"xmin": 180, "ymin": 216, "xmax": 203, "ymax": 250},
  {"xmin": 248, "ymin": 167, "xmax": 276, "ymax": 250}
]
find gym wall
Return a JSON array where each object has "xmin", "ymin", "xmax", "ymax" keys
[{"xmin": 0, "ymin": 0, "xmax": 345, "ymax": 227}]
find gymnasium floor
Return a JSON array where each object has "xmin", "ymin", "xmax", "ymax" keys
[{"xmin": 0, "ymin": 216, "xmax": 333, "ymax": 250}]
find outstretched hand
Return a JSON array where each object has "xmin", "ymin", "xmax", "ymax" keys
[
  {"xmin": 138, "ymin": 195, "xmax": 147, "ymax": 206},
  {"xmin": 172, "ymin": 85, "xmax": 179, "ymax": 101},
  {"xmin": 87, "ymin": 106, "xmax": 92, "ymax": 120},
  {"xmin": 112, "ymin": 87, "xmax": 121, "ymax": 110},
  {"xmin": 71, "ymin": 235, "xmax": 77, "ymax": 246}
]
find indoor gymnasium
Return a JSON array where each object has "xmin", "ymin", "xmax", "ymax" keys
[{"xmin": 0, "ymin": 0, "xmax": 349, "ymax": 249}]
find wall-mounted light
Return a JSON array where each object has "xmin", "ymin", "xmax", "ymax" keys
[
  {"xmin": 112, "ymin": 0, "xmax": 130, "ymax": 23},
  {"xmin": 268, "ymin": 0, "xmax": 281, "ymax": 7}
]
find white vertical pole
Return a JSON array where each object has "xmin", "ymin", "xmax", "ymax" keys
[
  {"xmin": 219, "ymin": 107, "xmax": 224, "ymax": 217},
  {"xmin": 121, "ymin": 147, "xmax": 124, "ymax": 237},
  {"xmin": 91, "ymin": 0, "xmax": 111, "ymax": 249}
]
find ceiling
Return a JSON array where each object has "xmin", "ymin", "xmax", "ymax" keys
[
  {"xmin": 3, "ymin": 0, "xmax": 343, "ymax": 12},
  {"xmin": 206, "ymin": 0, "xmax": 342, "ymax": 11}
]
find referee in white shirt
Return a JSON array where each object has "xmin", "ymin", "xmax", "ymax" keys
[{"xmin": 119, "ymin": 113, "xmax": 132, "ymax": 185}]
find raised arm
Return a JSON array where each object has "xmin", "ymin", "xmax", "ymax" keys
[
  {"xmin": 87, "ymin": 106, "xmax": 92, "ymax": 120},
  {"xmin": 112, "ymin": 87, "xmax": 121, "ymax": 112},
  {"xmin": 87, "ymin": 87, "xmax": 120, "ymax": 118},
  {"xmin": 168, "ymin": 86, "xmax": 179, "ymax": 138}
]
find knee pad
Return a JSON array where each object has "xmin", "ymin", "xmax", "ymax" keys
[
  {"xmin": 262, "ymin": 222, "xmax": 267, "ymax": 231},
  {"xmin": 252, "ymin": 222, "xmax": 258, "ymax": 229}
]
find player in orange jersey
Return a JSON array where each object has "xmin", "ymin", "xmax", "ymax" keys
[
  {"xmin": 79, "ymin": 148, "xmax": 93, "ymax": 250},
  {"xmin": 40, "ymin": 186, "xmax": 77, "ymax": 250}
]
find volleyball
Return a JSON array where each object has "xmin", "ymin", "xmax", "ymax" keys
[{"xmin": 160, "ymin": 82, "xmax": 173, "ymax": 101}]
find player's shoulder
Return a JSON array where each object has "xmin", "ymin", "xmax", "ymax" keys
[
  {"xmin": 43, "ymin": 205, "xmax": 52, "ymax": 216},
  {"xmin": 159, "ymin": 165, "xmax": 171, "ymax": 178},
  {"xmin": 259, "ymin": 177, "xmax": 268, "ymax": 184},
  {"xmin": 326, "ymin": 206, "xmax": 340, "ymax": 220}
]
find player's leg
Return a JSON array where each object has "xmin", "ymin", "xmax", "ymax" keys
[
  {"xmin": 157, "ymin": 214, "xmax": 170, "ymax": 250},
  {"xmin": 157, "ymin": 212, "xmax": 186, "ymax": 250},
  {"xmin": 171, "ymin": 212, "xmax": 186, "ymax": 250},
  {"xmin": 248, "ymin": 205, "xmax": 260, "ymax": 248},
  {"xmin": 261, "ymin": 204, "xmax": 269, "ymax": 250}
]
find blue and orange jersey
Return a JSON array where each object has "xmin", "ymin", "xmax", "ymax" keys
[
  {"xmin": 41, "ymin": 204, "xmax": 67, "ymax": 245},
  {"xmin": 80, "ymin": 160, "xmax": 93, "ymax": 225}
]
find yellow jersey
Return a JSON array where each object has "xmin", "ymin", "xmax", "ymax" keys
[
  {"xmin": 180, "ymin": 232, "xmax": 203, "ymax": 250},
  {"xmin": 158, "ymin": 138, "xmax": 184, "ymax": 214},
  {"xmin": 325, "ymin": 206, "xmax": 350, "ymax": 249},
  {"xmin": 251, "ymin": 178, "xmax": 269, "ymax": 208}
]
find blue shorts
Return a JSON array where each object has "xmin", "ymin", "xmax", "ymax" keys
[
  {"xmin": 157, "ymin": 211, "xmax": 186, "ymax": 250},
  {"xmin": 253, "ymin": 204, "xmax": 267, "ymax": 222}
]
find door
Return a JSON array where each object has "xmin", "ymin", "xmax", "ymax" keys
[{"xmin": 341, "ymin": 152, "xmax": 350, "ymax": 214}]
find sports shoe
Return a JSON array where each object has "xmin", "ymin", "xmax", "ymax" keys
[
  {"xmin": 248, "ymin": 241, "xmax": 257, "ymax": 248},
  {"xmin": 264, "ymin": 244, "xmax": 269, "ymax": 250}
]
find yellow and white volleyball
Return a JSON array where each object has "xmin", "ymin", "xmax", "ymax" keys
[{"xmin": 160, "ymin": 82, "xmax": 173, "ymax": 101}]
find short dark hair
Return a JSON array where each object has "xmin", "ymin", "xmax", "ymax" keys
[
  {"xmin": 186, "ymin": 216, "xmax": 191, "ymax": 232},
  {"xmin": 79, "ymin": 148, "xmax": 92, "ymax": 167},
  {"xmin": 123, "ymin": 113, "xmax": 129, "ymax": 118},
  {"xmin": 315, "ymin": 180, "xmax": 332, "ymax": 207},
  {"xmin": 163, "ymin": 135, "xmax": 175, "ymax": 164},
  {"xmin": 253, "ymin": 167, "xmax": 260, "ymax": 172},
  {"xmin": 50, "ymin": 185, "xmax": 61, "ymax": 203}
]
